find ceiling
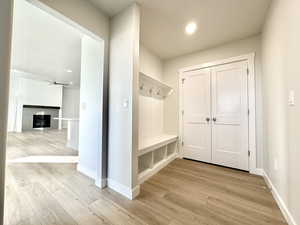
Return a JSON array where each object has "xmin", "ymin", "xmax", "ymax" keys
[
  {"xmin": 11, "ymin": 0, "xmax": 82, "ymax": 85},
  {"xmin": 11, "ymin": 0, "xmax": 272, "ymax": 82},
  {"xmin": 90, "ymin": 0, "xmax": 272, "ymax": 59}
]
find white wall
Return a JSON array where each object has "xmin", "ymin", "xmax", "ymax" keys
[
  {"xmin": 140, "ymin": 45, "xmax": 163, "ymax": 81},
  {"xmin": 32, "ymin": 0, "xmax": 109, "ymax": 88},
  {"xmin": 108, "ymin": 4, "xmax": 140, "ymax": 199},
  {"xmin": 8, "ymin": 72, "xmax": 63, "ymax": 132},
  {"xmin": 162, "ymin": 35, "xmax": 264, "ymax": 168},
  {"xmin": 17, "ymin": 77, "xmax": 63, "ymax": 107},
  {"xmin": 7, "ymin": 74, "xmax": 20, "ymax": 132},
  {"xmin": 139, "ymin": 45, "xmax": 164, "ymax": 140},
  {"xmin": 62, "ymin": 87, "xmax": 80, "ymax": 128},
  {"xmin": 32, "ymin": 0, "xmax": 110, "ymax": 184},
  {"xmin": 262, "ymin": 0, "xmax": 300, "ymax": 224},
  {"xmin": 0, "ymin": 0, "xmax": 13, "ymax": 223},
  {"xmin": 32, "ymin": 0, "xmax": 109, "ymax": 43},
  {"xmin": 78, "ymin": 35, "xmax": 104, "ymax": 186}
]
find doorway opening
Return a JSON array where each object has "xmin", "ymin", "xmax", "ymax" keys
[{"xmin": 5, "ymin": 0, "xmax": 105, "ymax": 224}]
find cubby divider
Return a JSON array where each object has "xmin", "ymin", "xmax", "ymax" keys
[
  {"xmin": 167, "ymin": 142, "xmax": 177, "ymax": 156},
  {"xmin": 138, "ymin": 151, "xmax": 153, "ymax": 174},
  {"xmin": 153, "ymin": 146, "xmax": 167, "ymax": 165}
]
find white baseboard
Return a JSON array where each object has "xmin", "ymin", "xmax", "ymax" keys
[
  {"xmin": 262, "ymin": 170, "xmax": 297, "ymax": 225},
  {"xmin": 95, "ymin": 178, "xmax": 107, "ymax": 188},
  {"xmin": 77, "ymin": 164, "xmax": 96, "ymax": 180},
  {"xmin": 107, "ymin": 178, "xmax": 140, "ymax": 200},
  {"xmin": 250, "ymin": 168, "xmax": 264, "ymax": 176},
  {"xmin": 77, "ymin": 165, "xmax": 107, "ymax": 189}
]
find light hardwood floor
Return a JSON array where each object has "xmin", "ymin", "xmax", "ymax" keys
[{"xmin": 5, "ymin": 131, "xmax": 287, "ymax": 225}]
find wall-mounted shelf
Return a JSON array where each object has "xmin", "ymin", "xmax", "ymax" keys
[
  {"xmin": 138, "ymin": 134, "xmax": 178, "ymax": 184},
  {"xmin": 139, "ymin": 72, "xmax": 173, "ymax": 99}
]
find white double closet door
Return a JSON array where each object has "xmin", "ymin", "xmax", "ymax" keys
[{"xmin": 182, "ymin": 61, "xmax": 249, "ymax": 171}]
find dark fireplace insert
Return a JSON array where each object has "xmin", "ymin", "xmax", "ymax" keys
[{"xmin": 33, "ymin": 115, "xmax": 51, "ymax": 128}]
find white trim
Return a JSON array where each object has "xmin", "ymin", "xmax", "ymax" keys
[
  {"xmin": 178, "ymin": 53, "xmax": 257, "ymax": 172},
  {"xmin": 179, "ymin": 53, "xmax": 255, "ymax": 74},
  {"xmin": 178, "ymin": 73, "xmax": 184, "ymax": 158},
  {"xmin": 250, "ymin": 168, "xmax": 264, "ymax": 176},
  {"xmin": 107, "ymin": 179, "xmax": 140, "ymax": 200},
  {"xmin": 78, "ymin": 165, "xmax": 108, "ymax": 189},
  {"xmin": 27, "ymin": 0, "xmax": 107, "ymax": 191},
  {"xmin": 247, "ymin": 54, "xmax": 257, "ymax": 173},
  {"xmin": 262, "ymin": 170, "xmax": 298, "ymax": 225},
  {"xmin": 77, "ymin": 165, "xmax": 97, "ymax": 180},
  {"xmin": 95, "ymin": 178, "xmax": 107, "ymax": 188}
]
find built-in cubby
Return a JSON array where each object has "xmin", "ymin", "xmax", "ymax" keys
[
  {"xmin": 138, "ymin": 151, "xmax": 153, "ymax": 173},
  {"xmin": 167, "ymin": 142, "xmax": 177, "ymax": 156},
  {"xmin": 138, "ymin": 72, "xmax": 178, "ymax": 184},
  {"xmin": 153, "ymin": 146, "xmax": 166, "ymax": 164}
]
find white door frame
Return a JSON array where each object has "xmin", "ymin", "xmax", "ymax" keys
[
  {"xmin": 178, "ymin": 53, "xmax": 257, "ymax": 174},
  {"xmin": 25, "ymin": 0, "xmax": 107, "ymax": 188}
]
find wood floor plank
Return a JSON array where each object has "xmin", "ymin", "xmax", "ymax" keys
[
  {"xmin": 22, "ymin": 183, "xmax": 78, "ymax": 225},
  {"xmin": 90, "ymin": 195, "xmax": 147, "ymax": 225},
  {"xmin": 101, "ymin": 188, "xmax": 172, "ymax": 225},
  {"xmin": 52, "ymin": 189, "xmax": 109, "ymax": 225},
  {"xmin": 4, "ymin": 170, "xmax": 32, "ymax": 225},
  {"xmin": 160, "ymin": 166, "xmax": 274, "ymax": 206},
  {"xmin": 138, "ymin": 188, "xmax": 208, "ymax": 225},
  {"xmin": 150, "ymin": 166, "xmax": 279, "ymax": 216},
  {"xmin": 207, "ymin": 196, "xmax": 287, "ymax": 225},
  {"xmin": 5, "ymin": 131, "xmax": 288, "ymax": 225},
  {"xmin": 57, "ymin": 172, "xmax": 104, "ymax": 205}
]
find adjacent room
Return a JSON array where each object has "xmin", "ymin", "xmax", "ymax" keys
[
  {"xmin": 7, "ymin": 0, "xmax": 82, "ymax": 163},
  {"xmin": 0, "ymin": 0, "xmax": 299, "ymax": 225},
  {"xmin": 4, "ymin": 1, "xmax": 106, "ymax": 224}
]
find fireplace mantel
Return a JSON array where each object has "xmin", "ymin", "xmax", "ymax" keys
[{"xmin": 23, "ymin": 105, "xmax": 61, "ymax": 110}]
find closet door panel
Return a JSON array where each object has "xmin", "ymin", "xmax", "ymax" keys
[
  {"xmin": 211, "ymin": 61, "xmax": 249, "ymax": 171},
  {"xmin": 182, "ymin": 69, "xmax": 212, "ymax": 163}
]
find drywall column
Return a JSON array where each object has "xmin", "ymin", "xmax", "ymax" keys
[
  {"xmin": 0, "ymin": 0, "xmax": 13, "ymax": 223},
  {"xmin": 78, "ymin": 36, "xmax": 105, "ymax": 187},
  {"xmin": 108, "ymin": 4, "xmax": 140, "ymax": 199},
  {"xmin": 262, "ymin": 0, "xmax": 300, "ymax": 223}
]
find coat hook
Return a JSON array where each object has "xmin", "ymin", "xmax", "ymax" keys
[{"xmin": 140, "ymin": 84, "xmax": 144, "ymax": 90}]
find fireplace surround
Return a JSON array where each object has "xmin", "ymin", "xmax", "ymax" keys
[{"xmin": 22, "ymin": 105, "xmax": 60, "ymax": 131}]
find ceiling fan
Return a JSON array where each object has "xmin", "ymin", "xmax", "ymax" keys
[{"xmin": 47, "ymin": 80, "xmax": 74, "ymax": 87}]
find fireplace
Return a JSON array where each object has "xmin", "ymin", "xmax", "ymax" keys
[
  {"xmin": 22, "ymin": 105, "xmax": 59, "ymax": 131},
  {"xmin": 33, "ymin": 115, "xmax": 51, "ymax": 128}
]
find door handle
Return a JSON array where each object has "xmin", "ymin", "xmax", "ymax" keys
[
  {"xmin": 206, "ymin": 117, "xmax": 210, "ymax": 123},
  {"xmin": 212, "ymin": 117, "xmax": 217, "ymax": 122}
]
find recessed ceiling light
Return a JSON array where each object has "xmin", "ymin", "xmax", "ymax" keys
[
  {"xmin": 185, "ymin": 22, "xmax": 197, "ymax": 35},
  {"xmin": 66, "ymin": 69, "xmax": 73, "ymax": 73}
]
